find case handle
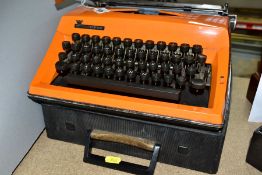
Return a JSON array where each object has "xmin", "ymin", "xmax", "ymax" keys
[{"xmin": 83, "ymin": 130, "xmax": 160, "ymax": 175}]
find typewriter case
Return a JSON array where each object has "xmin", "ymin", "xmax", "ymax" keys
[{"xmin": 28, "ymin": 2, "xmax": 234, "ymax": 174}]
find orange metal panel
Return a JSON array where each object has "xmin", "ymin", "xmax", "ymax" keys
[{"xmin": 29, "ymin": 7, "xmax": 230, "ymax": 126}]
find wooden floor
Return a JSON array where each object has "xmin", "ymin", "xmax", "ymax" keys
[{"xmin": 13, "ymin": 77, "xmax": 261, "ymax": 175}]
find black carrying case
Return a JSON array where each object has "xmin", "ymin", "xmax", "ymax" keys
[{"xmin": 28, "ymin": 66, "xmax": 231, "ymax": 174}]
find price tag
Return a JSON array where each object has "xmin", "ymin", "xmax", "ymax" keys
[{"xmin": 105, "ymin": 156, "xmax": 122, "ymax": 164}]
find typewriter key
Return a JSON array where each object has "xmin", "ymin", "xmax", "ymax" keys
[
  {"xmin": 92, "ymin": 35, "xmax": 100, "ymax": 44},
  {"xmin": 157, "ymin": 41, "xmax": 166, "ymax": 51},
  {"xmin": 134, "ymin": 39, "xmax": 143, "ymax": 49},
  {"xmin": 145, "ymin": 40, "xmax": 154, "ymax": 50},
  {"xmin": 149, "ymin": 61, "xmax": 158, "ymax": 73},
  {"xmin": 180, "ymin": 43, "xmax": 190, "ymax": 55},
  {"xmin": 168, "ymin": 42, "xmax": 178, "ymax": 52},
  {"xmin": 102, "ymin": 36, "xmax": 111, "ymax": 45},
  {"xmin": 171, "ymin": 54, "xmax": 182, "ymax": 64},
  {"xmin": 113, "ymin": 37, "xmax": 121, "ymax": 46},
  {"xmin": 152, "ymin": 73, "xmax": 161, "ymax": 86},
  {"xmin": 80, "ymin": 63, "xmax": 92, "ymax": 76},
  {"xmin": 93, "ymin": 65, "xmax": 103, "ymax": 77},
  {"xmin": 81, "ymin": 34, "xmax": 90, "ymax": 43},
  {"xmin": 126, "ymin": 48, "xmax": 135, "ymax": 59},
  {"xmin": 58, "ymin": 52, "xmax": 67, "ymax": 61},
  {"xmin": 70, "ymin": 62, "xmax": 80, "ymax": 74},
  {"xmin": 103, "ymin": 56, "xmax": 112, "ymax": 66},
  {"xmin": 55, "ymin": 61, "xmax": 69, "ymax": 75},
  {"xmin": 126, "ymin": 58, "xmax": 135, "ymax": 68},
  {"xmin": 104, "ymin": 66, "xmax": 114, "ymax": 79},
  {"xmin": 62, "ymin": 41, "xmax": 71, "ymax": 53},
  {"xmin": 127, "ymin": 69, "xmax": 136, "ymax": 82},
  {"xmin": 115, "ymin": 47, "xmax": 124, "ymax": 57},
  {"xmin": 164, "ymin": 74, "xmax": 173, "ymax": 87},
  {"xmin": 124, "ymin": 38, "xmax": 132, "ymax": 48},
  {"xmin": 192, "ymin": 44, "xmax": 202, "ymax": 55},
  {"xmin": 140, "ymin": 71, "xmax": 149, "ymax": 84},
  {"xmin": 71, "ymin": 43, "xmax": 81, "ymax": 52},
  {"xmin": 115, "ymin": 67, "xmax": 125, "ymax": 80},
  {"xmin": 161, "ymin": 62, "xmax": 170, "ymax": 74},
  {"xmin": 198, "ymin": 54, "xmax": 207, "ymax": 65},
  {"xmin": 72, "ymin": 33, "xmax": 80, "ymax": 42}
]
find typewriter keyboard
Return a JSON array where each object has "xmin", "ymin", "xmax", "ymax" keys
[{"xmin": 53, "ymin": 33, "xmax": 211, "ymax": 107}]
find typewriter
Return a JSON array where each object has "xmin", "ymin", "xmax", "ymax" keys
[{"xmin": 29, "ymin": 1, "xmax": 236, "ymax": 174}]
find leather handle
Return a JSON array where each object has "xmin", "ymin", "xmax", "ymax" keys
[{"xmin": 91, "ymin": 129, "xmax": 155, "ymax": 151}]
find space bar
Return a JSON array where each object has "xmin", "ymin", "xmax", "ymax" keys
[{"xmin": 63, "ymin": 75, "xmax": 181, "ymax": 101}]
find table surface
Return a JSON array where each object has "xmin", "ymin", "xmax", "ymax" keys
[{"xmin": 13, "ymin": 77, "xmax": 262, "ymax": 175}]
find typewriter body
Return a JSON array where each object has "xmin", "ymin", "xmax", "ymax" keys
[{"xmin": 29, "ymin": 1, "xmax": 234, "ymax": 174}]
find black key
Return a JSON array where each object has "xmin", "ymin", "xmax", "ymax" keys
[
  {"xmin": 71, "ymin": 43, "xmax": 81, "ymax": 52},
  {"xmin": 113, "ymin": 37, "xmax": 121, "ymax": 46},
  {"xmin": 180, "ymin": 43, "xmax": 190, "ymax": 54},
  {"xmin": 72, "ymin": 33, "xmax": 80, "ymax": 42},
  {"xmin": 137, "ymin": 50, "xmax": 146, "ymax": 60},
  {"xmin": 177, "ymin": 75, "xmax": 186, "ymax": 88},
  {"xmin": 58, "ymin": 52, "xmax": 67, "ymax": 61},
  {"xmin": 192, "ymin": 44, "xmax": 202, "ymax": 55},
  {"xmin": 81, "ymin": 34, "xmax": 90, "ymax": 43},
  {"xmin": 103, "ymin": 56, "xmax": 112, "ymax": 65},
  {"xmin": 115, "ymin": 67, "xmax": 125, "ymax": 80},
  {"xmin": 134, "ymin": 39, "xmax": 143, "ymax": 49},
  {"xmin": 198, "ymin": 54, "xmax": 207, "ymax": 65},
  {"xmin": 82, "ymin": 44, "xmax": 92, "ymax": 53},
  {"xmin": 148, "ymin": 51, "xmax": 157, "ymax": 61},
  {"xmin": 93, "ymin": 65, "xmax": 103, "ymax": 77},
  {"xmin": 184, "ymin": 55, "xmax": 194, "ymax": 65},
  {"xmin": 81, "ymin": 53, "xmax": 91, "ymax": 63},
  {"xmin": 168, "ymin": 42, "xmax": 178, "ymax": 52},
  {"xmin": 161, "ymin": 62, "xmax": 170, "ymax": 74},
  {"xmin": 160, "ymin": 52, "xmax": 169, "ymax": 62},
  {"xmin": 191, "ymin": 78, "xmax": 206, "ymax": 90},
  {"xmin": 152, "ymin": 73, "xmax": 161, "ymax": 86},
  {"xmin": 103, "ymin": 45, "xmax": 112, "ymax": 55},
  {"xmin": 140, "ymin": 71, "xmax": 149, "ymax": 84},
  {"xmin": 115, "ymin": 57, "xmax": 124, "ymax": 67},
  {"xmin": 55, "ymin": 61, "xmax": 69, "ymax": 75},
  {"xmin": 186, "ymin": 65, "xmax": 197, "ymax": 76},
  {"xmin": 173, "ymin": 63, "xmax": 182, "ymax": 75},
  {"xmin": 127, "ymin": 69, "xmax": 136, "ymax": 82},
  {"xmin": 71, "ymin": 53, "xmax": 80, "ymax": 62},
  {"xmin": 70, "ymin": 62, "xmax": 80, "ymax": 74},
  {"xmin": 157, "ymin": 41, "xmax": 166, "ymax": 51},
  {"xmin": 126, "ymin": 58, "xmax": 135, "ymax": 69},
  {"xmin": 92, "ymin": 35, "xmax": 100, "ymax": 44},
  {"xmin": 149, "ymin": 61, "xmax": 158, "ymax": 73},
  {"xmin": 62, "ymin": 41, "xmax": 71, "ymax": 52},
  {"xmin": 93, "ymin": 55, "xmax": 101, "ymax": 64},
  {"xmin": 104, "ymin": 66, "xmax": 114, "ymax": 79},
  {"xmin": 145, "ymin": 40, "xmax": 154, "ymax": 50},
  {"xmin": 171, "ymin": 54, "xmax": 182, "ymax": 64},
  {"xmin": 124, "ymin": 38, "xmax": 132, "ymax": 48},
  {"xmin": 164, "ymin": 74, "xmax": 173, "ymax": 86},
  {"xmin": 138, "ymin": 60, "xmax": 147, "ymax": 71},
  {"xmin": 115, "ymin": 47, "xmax": 124, "ymax": 57},
  {"xmin": 93, "ymin": 45, "xmax": 102, "ymax": 55},
  {"xmin": 80, "ymin": 63, "xmax": 92, "ymax": 75},
  {"xmin": 126, "ymin": 48, "xmax": 135, "ymax": 58},
  {"xmin": 102, "ymin": 36, "xmax": 111, "ymax": 45}
]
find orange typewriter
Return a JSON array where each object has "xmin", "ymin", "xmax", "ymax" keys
[{"xmin": 28, "ymin": 1, "xmax": 236, "ymax": 174}]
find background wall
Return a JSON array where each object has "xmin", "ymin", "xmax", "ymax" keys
[{"xmin": 0, "ymin": 1, "xmax": 76, "ymax": 174}]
